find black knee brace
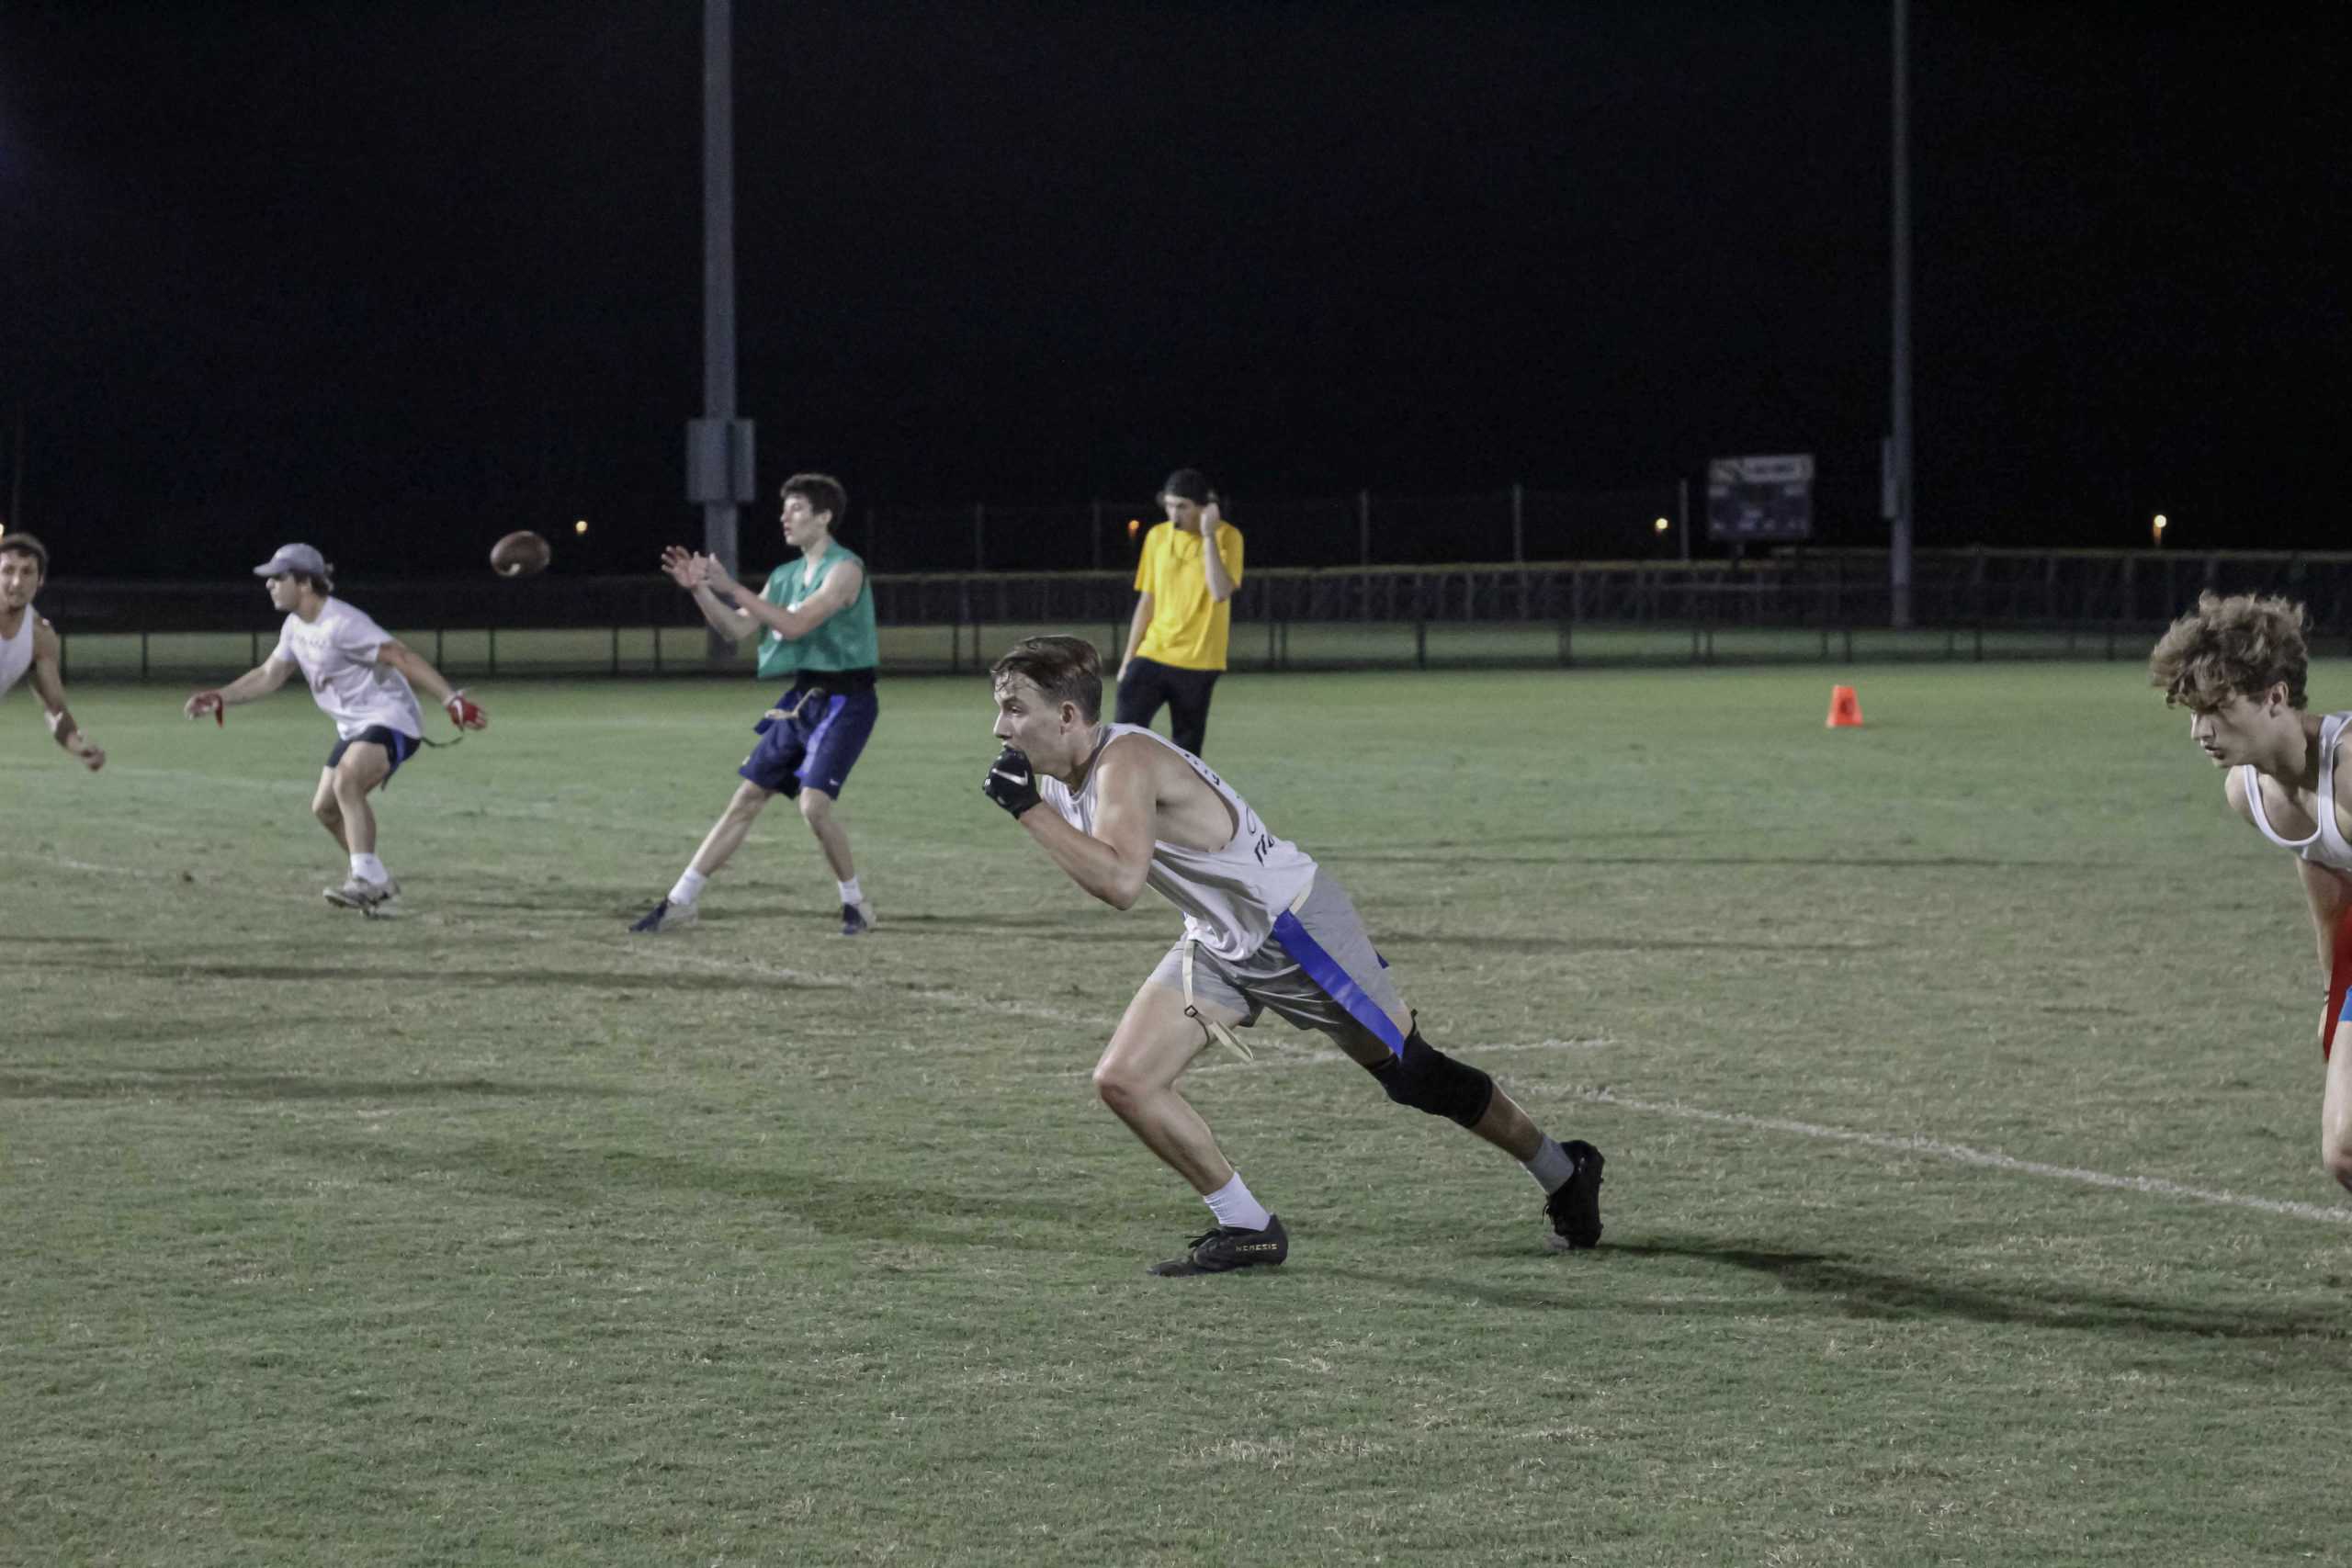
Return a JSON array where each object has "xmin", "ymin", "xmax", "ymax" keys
[{"xmin": 1365, "ymin": 1029, "xmax": 1495, "ymax": 1129}]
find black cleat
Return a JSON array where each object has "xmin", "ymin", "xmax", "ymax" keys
[
  {"xmin": 839, "ymin": 900, "xmax": 876, "ymax": 937},
  {"xmin": 1148, "ymin": 1213, "xmax": 1289, "ymax": 1277},
  {"xmin": 1544, "ymin": 1141, "xmax": 1605, "ymax": 1251}
]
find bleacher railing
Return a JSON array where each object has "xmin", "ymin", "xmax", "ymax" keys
[{"xmin": 35, "ymin": 547, "xmax": 2352, "ymax": 682}]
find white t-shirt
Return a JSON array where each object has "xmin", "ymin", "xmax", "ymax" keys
[
  {"xmin": 269, "ymin": 598, "xmax": 424, "ymax": 740},
  {"xmin": 1038, "ymin": 724, "xmax": 1318, "ymax": 961}
]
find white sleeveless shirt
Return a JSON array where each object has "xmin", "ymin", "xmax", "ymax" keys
[
  {"xmin": 1038, "ymin": 724, "xmax": 1317, "ymax": 960},
  {"xmin": 0, "ymin": 609, "xmax": 35, "ymax": 699},
  {"xmin": 2242, "ymin": 711, "xmax": 2352, "ymax": 874}
]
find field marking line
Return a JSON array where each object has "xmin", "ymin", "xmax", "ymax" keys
[
  {"xmin": 443, "ymin": 915, "xmax": 1107, "ymax": 1030},
  {"xmin": 1091, "ymin": 1043, "xmax": 2352, "ymax": 1227},
  {"xmin": 1570, "ymin": 1088, "xmax": 2352, "ymax": 1225}
]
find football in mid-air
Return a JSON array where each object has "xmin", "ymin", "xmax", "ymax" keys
[{"xmin": 490, "ymin": 530, "xmax": 551, "ymax": 578}]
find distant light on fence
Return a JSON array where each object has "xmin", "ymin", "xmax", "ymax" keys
[
  {"xmin": 574, "ymin": 519, "xmax": 590, "ymax": 536},
  {"xmin": 1127, "ymin": 518, "xmax": 1140, "ymax": 538},
  {"xmin": 2152, "ymin": 513, "xmax": 2167, "ymax": 547},
  {"xmin": 1653, "ymin": 516, "xmax": 1669, "ymax": 535}
]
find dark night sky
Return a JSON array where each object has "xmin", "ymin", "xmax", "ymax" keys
[{"xmin": 2, "ymin": 1, "xmax": 2346, "ymax": 577}]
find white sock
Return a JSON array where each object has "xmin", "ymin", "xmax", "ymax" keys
[
  {"xmin": 669, "ymin": 868, "xmax": 708, "ymax": 907},
  {"xmin": 1522, "ymin": 1134, "xmax": 1577, "ymax": 1195},
  {"xmin": 350, "ymin": 852, "xmax": 389, "ymax": 885},
  {"xmin": 1203, "ymin": 1171, "xmax": 1272, "ymax": 1232},
  {"xmin": 837, "ymin": 876, "xmax": 864, "ymax": 906}
]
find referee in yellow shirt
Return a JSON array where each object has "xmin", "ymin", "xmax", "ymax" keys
[{"xmin": 1115, "ymin": 468, "xmax": 1243, "ymax": 756}]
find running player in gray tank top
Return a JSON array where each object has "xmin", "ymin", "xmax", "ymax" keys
[
  {"xmin": 981, "ymin": 635, "xmax": 1607, "ymax": 1277},
  {"xmin": 2153, "ymin": 592, "xmax": 2352, "ymax": 1193}
]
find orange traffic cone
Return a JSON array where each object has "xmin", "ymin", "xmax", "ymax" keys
[{"xmin": 1826, "ymin": 685, "xmax": 1864, "ymax": 728}]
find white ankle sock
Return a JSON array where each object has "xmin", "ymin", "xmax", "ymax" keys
[
  {"xmin": 1522, "ymin": 1134, "xmax": 1576, "ymax": 1195},
  {"xmin": 670, "ymin": 868, "xmax": 708, "ymax": 906},
  {"xmin": 1204, "ymin": 1171, "xmax": 1272, "ymax": 1232},
  {"xmin": 837, "ymin": 876, "xmax": 864, "ymax": 906},
  {"xmin": 350, "ymin": 852, "xmax": 388, "ymax": 884}
]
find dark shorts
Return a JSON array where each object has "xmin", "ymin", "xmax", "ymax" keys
[
  {"xmin": 1115, "ymin": 656, "xmax": 1222, "ymax": 757},
  {"xmin": 741, "ymin": 683, "xmax": 879, "ymax": 798},
  {"xmin": 326, "ymin": 725, "xmax": 422, "ymax": 780}
]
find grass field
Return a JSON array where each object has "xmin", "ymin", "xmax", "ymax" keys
[{"xmin": 5, "ymin": 662, "xmax": 2347, "ymax": 1565}]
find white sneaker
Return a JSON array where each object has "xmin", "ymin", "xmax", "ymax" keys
[
  {"xmin": 324, "ymin": 874, "xmax": 398, "ymax": 912},
  {"xmin": 629, "ymin": 897, "xmax": 699, "ymax": 934}
]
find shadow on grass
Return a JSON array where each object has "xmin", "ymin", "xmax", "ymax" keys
[
  {"xmin": 288, "ymin": 1136, "xmax": 1129, "ymax": 1257},
  {"xmin": 79, "ymin": 960, "xmax": 824, "ymax": 993},
  {"xmin": 881, "ymin": 912, "xmax": 1106, "ymax": 932},
  {"xmin": 1380, "ymin": 932, "xmax": 1892, "ymax": 954},
  {"xmin": 0, "ymin": 1066, "xmax": 606, "ymax": 1102},
  {"xmin": 1612, "ymin": 1237, "xmax": 2352, "ymax": 1343},
  {"xmin": 1345, "ymin": 852, "xmax": 2083, "ymax": 871}
]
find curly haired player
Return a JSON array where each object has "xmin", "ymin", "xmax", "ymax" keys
[
  {"xmin": 183, "ymin": 544, "xmax": 486, "ymax": 914},
  {"xmin": 981, "ymin": 634, "xmax": 1605, "ymax": 1276},
  {"xmin": 2152, "ymin": 591, "xmax": 2352, "ymax": 1191},
  {"xmin": 0, "ymin": 533, "xmax": 105, "ymax": 772}
]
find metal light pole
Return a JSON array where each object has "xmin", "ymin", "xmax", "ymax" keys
[
  {"xmin": 1889, "ymin": 0, "xmax": 1915, "ymax": 629},
  {"xmin": 688, "ymin": 0, "xmax": 754, "ymax": 664}
]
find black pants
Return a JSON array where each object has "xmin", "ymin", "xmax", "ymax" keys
[{"xmin": 1115, "ymin": 656, "xmax": 1222, "ymax": 757}]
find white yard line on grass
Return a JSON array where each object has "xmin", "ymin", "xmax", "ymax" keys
[
  {"xmin": 1573, "ymin": 1087, "xmax": 2352, "ymax": 1226},
  {"xmin": 1142, "ymin": 1042, "xmax": 2352, "ymax": 1227}
]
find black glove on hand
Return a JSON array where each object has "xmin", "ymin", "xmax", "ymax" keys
[{"xmin": 982, "ymin": 745, "xmax": 1044, "ymax": 818}]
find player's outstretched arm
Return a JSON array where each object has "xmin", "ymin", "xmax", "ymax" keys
[
  {"xmin": 703, "ymin": 557, "xmax": 862, "ymax": 645},
  {"xmin": 982, "ymin": 739, "xmax": 1156, "ymax": 909},
  {"xmin": 662, "ymin": 546, "xmax": 757, "ymax": 643},
  {"xmin": 376, "ymin": 640, "xmax": 488, "ymax": 729},
  {"xmin": 28, "ymin": 618, "xmax": 102, "ymax": 771},
  {"xmin": 186, "ymin": 658, "xmax": 293, "ymax": 721}
]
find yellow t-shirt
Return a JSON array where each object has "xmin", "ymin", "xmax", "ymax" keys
[{"xmin": 1133, "ymin": 520, "xmax": 1245, "ymax": 671}]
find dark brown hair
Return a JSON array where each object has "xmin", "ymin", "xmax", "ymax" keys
[
  {"xmin": 783, "ymin": 473, "xmax": 848, "ymax": 527},
  {"xmin": 0, "ymin": 532, "xmax": 50, "ymax": 578},
  {"xmin": 2149, "ymin": 591, "xmax": 2310, "ymax": 712},
  {"xmin": 991, "ymin": 635, "xmax": 1103, "ymax": 721}
]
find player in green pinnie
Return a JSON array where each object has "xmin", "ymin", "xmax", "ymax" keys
[{"xmin": 634, "ymin": 473, "xmax": 882, "ymax": 938}]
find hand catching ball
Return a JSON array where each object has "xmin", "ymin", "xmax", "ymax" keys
[{"xmin": 490, "ymin": 530, "xmax": 552, "ymax": 579}]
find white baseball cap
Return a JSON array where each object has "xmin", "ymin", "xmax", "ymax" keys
[{"xmin": 254, "ymin": 543, "xmax": 332, "ymax": 583}]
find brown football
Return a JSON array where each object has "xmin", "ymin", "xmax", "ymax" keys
[{"xmin": 490, "ymin": 530, "xmax": 552, "ymax": 578}]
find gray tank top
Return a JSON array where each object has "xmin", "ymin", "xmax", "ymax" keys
[
  {"xmin": 1038, "ymin": 724, "xmax": 1317, "ymax": 960},
  {"xmin": 2242, "ymin": 711, "xmax": 2352, "ymax": 874}
]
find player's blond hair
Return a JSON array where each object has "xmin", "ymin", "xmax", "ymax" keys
[
  {"xmin": 2148, "ymin": 591, "xmax": 2310, "ymax": 712},
  {"xmin": 991, "ymin": 636, "xmax": 1102, "ymax": 720}
]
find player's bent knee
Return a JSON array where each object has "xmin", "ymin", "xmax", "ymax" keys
[
  {"xmin": 1091, "ymin": 1060, "xmax": 1145, "ymax": 1118},
  {"xmin": 797, "ymin": 788, "xmax": 834, "ymax": 823},
  {"xmin": 1364, "ymin": 1029, "xmax": 1495, "ymax": 1129}
]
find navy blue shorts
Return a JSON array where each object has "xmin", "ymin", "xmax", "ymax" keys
[
  {"xmin": 740, "ymin": 685, "xmax": 878, "ymax": 798},
  {"xmin": 326, "ymin": 725, "xmax": 422, "ymax": 780}
]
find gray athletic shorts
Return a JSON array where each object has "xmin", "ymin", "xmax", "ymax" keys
[{"xmin": 1145, "ymin": 873, "xmax": 1410, "ymax": 1044}]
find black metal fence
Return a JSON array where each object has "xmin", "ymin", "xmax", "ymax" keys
[{"xmin": 34, "ymin": 547, "xmax": 2352, "ymax": 683}]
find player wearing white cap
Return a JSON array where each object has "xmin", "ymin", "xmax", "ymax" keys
[
  {"xmin": 183, "ymin": 543, "xmax": 486, "ymax": 913},
  {"xmin": 0, "ymin": 533, "xmax": 106, "ymax": 772}
]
